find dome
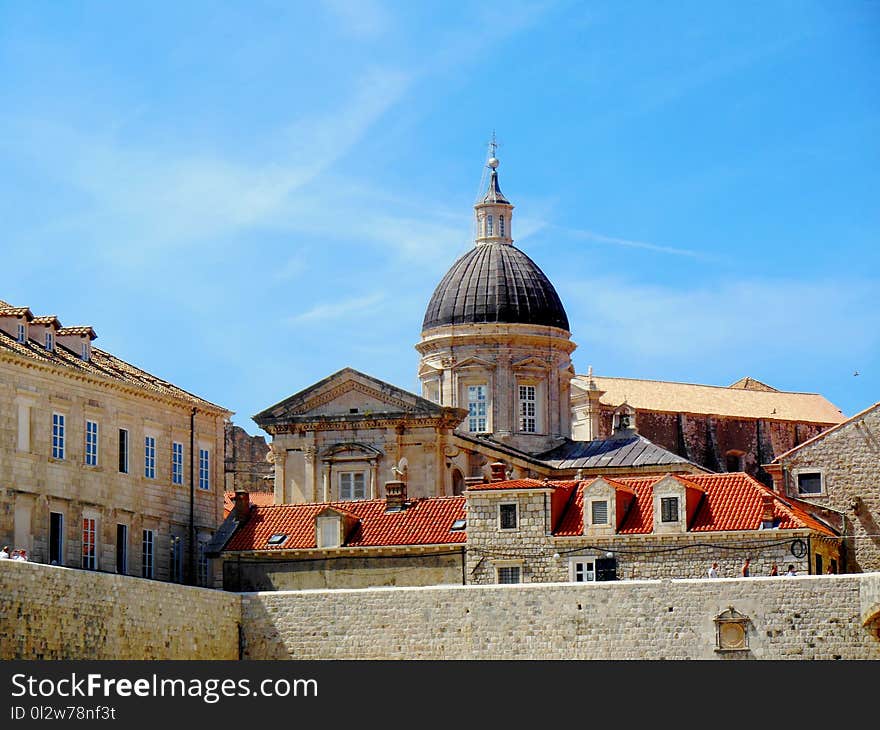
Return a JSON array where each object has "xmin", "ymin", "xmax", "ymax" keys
[{"xmin": 422, "ymin": 242, "xmax": 570, "ymax": 331}]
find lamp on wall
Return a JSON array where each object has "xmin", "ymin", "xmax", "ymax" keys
[{"xmin": 552, "ymin": 552, "xmax": 561, "ymax": 560}]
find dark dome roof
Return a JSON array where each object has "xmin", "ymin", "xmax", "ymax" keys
[{"xmin": 422, "ymin": 243, "xmax": 570, "ymax": 331}]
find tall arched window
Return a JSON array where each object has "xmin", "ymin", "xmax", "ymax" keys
[
  {"xmin": 486, "ymin": 215, "xmax": 494, "ymax": 236},
  {"xmin": 499, "ymin": 215, "xmax": 505, "ymax": 237}
]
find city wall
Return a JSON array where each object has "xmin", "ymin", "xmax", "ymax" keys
[{"xmin": 0, "ymin": 560, "xmax": 240, "ymax": 659}]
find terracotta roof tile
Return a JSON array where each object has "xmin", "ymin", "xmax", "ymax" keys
[
  {"xmin": 223, "ymin": 491, "xmax": 275, "ymax": 517},
  {"xmin": 57, "ymin": 326, "xmax": 97, "ymax": 339},
  {"xmin": 0, "ymin": 306, "xmax": 33, "ymax": 319},
  {"xmin": 467, "ymin": 479, "xmax": 577, "ymax": 492},
  {"xmin": 225, "ymin": 496, "xmax": 467, "ymax": 551},
  {"xmin": 31, "ymin": 315, "xmax": 62, "ymax": 327}
]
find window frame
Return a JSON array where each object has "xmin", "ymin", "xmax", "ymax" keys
[
  {"xmin": 118, "ymin": 428, "xmax": 129, "ymax": 474},
  {"xmin": 499, "ymin": 502, "xmax": 518, "ymax": 531},
  {"xmin": 116, "ymin": 523, "xmax": 128, "ymax": 575},
  {"xmin": 466, "ymin": 383, "xmax": 488, "ymax": 433},
  {"xmin": 16, "ymin": 323, "xmax": 26, "ymax": 343},
  {"xmin": 45, "ymin": 331, "xmax": 54, "ymax": 351},
  {"xmin": 590, "ymin": 500, "xmax": 609, "ymax": 526},
  {"xmin": 794, "ymin": 468, "xmax": 825, "ymax": 497},
  {"xmin": 49, "ymin": 511, "xmax": 64, "ymax": 565},
  {"xmin": 172, "ymin": 441, "xmax": 184, "ymax": 485},
  {"xmin": 518, "ymin": 384, "xmax": 537, "ymax": 433},
  {"xmin": 144, "ymin": 435, "xmax": 156, "ymax": 479},
  {"xmin": 198, "ymin": 447, "xmax": 210, "ymax": 490},
  {"xmin": 569, "ymin": 557, "xmax": 597, "ymax": 583},
  {"xmin": 51, "ymin": 412, "xmax": 65, "ymax": 460},
  {"xmin": 496, "ymin": 563, "xmax": 522, "ymax": 584},
  {"xmin": 338, "ymin": 470, "xmax": 367, "ymax": 501},
  {"xmin": 85, "ymin": 419, "xmax": 99, "ymax": 467},
  {"xmin": 660, "ymin": 496, "xmax": 679, "ymax": 523},
  {"xmin": 81, "ymin": 516, "xmax": 97, "ymax": 570},
  {"xmin": 170, "ymin": 536, "xmax": 184, "ymax": 583},
  {"xmin": 142, "ymin": 529, "xmax": 155, "ymax": 579}
]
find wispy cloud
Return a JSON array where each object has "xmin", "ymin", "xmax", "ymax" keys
[
  {"xmin": 551, "ymin": 224, "xmax": 714, "ymax": 260},
  {"xmin": 286, "ymin": 292, "xmax": 387, "ymax": 324},
  {"xmin": 320, "ymin": 0, "xmax": 391, "ymax": 39}
]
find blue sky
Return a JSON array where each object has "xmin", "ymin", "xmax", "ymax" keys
[{"xmin": 1, "ymin": 1, "xmax": 878, "ymax": 435}]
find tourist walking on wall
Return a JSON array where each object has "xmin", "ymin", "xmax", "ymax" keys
[
  {"xmin": 785, "ymin": 565, "xmax": 797, "ymax": 576},
  {"xmin": 0, "ymin": 545, "xmax": 9, "ymax": 559},
  {"xmin": 768, "ymin": 562, "xmax": 778, "ymax": 576},
  {"xmin": 741, "ymin": 558, "xmax": 751, "ymax": 577},
  {"xmin": 707, "ymin": 562, "xmax": 719, "ymax": 578}
]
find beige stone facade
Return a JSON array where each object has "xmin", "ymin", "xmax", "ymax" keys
[
  {"xmin": 0, "ymin": 300, "xmax": 231, "ymax": 585},
  {"xmin": 767, "ymin": 401, "xmax": 880, "ymax": 573}
]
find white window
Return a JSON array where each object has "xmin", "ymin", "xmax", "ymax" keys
[
  {"xmin": 118, "ymin": 428, "xmax": 129, "ymax": 473},
  {"xmin": 796, "ymin": 471, "xmax": 824, "ymax": 496},
  {"xmin": 198, "ymin": 541, "xmax": 209, "ymax": 587},
  {"xmin": 570, "ymin": 558, "xmax": 596, "ymax": 582},
  {"xmin": 52, "ymin": 413, "xmax": 65, "ymax": 459},
  {"xmin": 199, "ymin": 448, "xmax": 210, "ymax": 490},
  {"xmin": 499, "ymin": 503, "xmax": 518, "ymax": 530},
  {"xmin": 144, "ymin": 435, "xmax": 156, "ymax": 479},
  {"xmin": 85, "ymin": 420, "xmax": 99, "ymax": 466},
  {"xmin": 591, "ymin": 500, "xmax": 608, "ymax": 525},
  {"xmin": 661, "ymin": 497, "xmax": 679, "ymax": 523},
  {"xmin": 497, "ymin": 565, "xmax": 521, "ymax": 584},
  {"xmin": 142, "ymin": 529, "xmax": 155, "ymax": 579},
  {"xmin": 499, "ymin": 215, "xmax": 505, "ymax": 237},
  {"xmin": 81, "ymin": 517, "xmax": 96, "ymax": 570},
  {"xmin": 318, "ymin": 518, "xmax": 340, "ymax": 548},
  {"xmin": 16, "ymin": 323, "xmax": 26, "ymax": 343},
  {"xmin": 45, "ymin": 331, "xmax": 54, "ymax": 351},
  {"xmin": 172, "ymin": 442, "xmax": 184, "ymax": 485},
  {"xmin": 81, "ymin": 342, "xmax": 90, "ymax": 361},
  {"xmin": 467, "ymin": 384, "xmax": 488, "ymax": 432},
  {"xmin": 519, "ymin": 385, "xmax": 537, "ymax": 433},
  {"xmin": 487, "ymin": 214, "xmax": 494, "ymax": 236},
  {"xmin": 339, "ymin": 471, "xmax": 367, "ymax": 500},
  {"xmin": 170, "ymin": 537, "xmax": 183, "ymax": 583}
]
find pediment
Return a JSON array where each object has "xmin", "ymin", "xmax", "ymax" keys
[
  {"xmin": 418, "ymin": 362, "xmax": 443, "ymax": 378},
  {"xmin": 451, "ymin": 355, "xmax": 496, "ymax": 371},
  {"xmin": 254, "ymin": 367, "xmax": 444, "ymax": 423},
  {"xmin": 511, "ymin": 356, "xmax": 551, "ymax": 372}
]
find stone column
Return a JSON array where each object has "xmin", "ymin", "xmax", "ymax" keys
[
  {"xmin": 322, "ymin": 461, "xmax": 331, "ymax": 502},
  {"xmin": 303, "ymin": 445, "xmax": 317, "ymax": 502},
  {"xmin": 369, "ymin": 460, "xmax": 379, "ymax": 499}
]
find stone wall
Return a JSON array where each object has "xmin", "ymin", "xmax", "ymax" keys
[
  {"xmin": 240, "ymin": 573, "xmax": 880, "ymax": 660},
  {"xmin": 0, "ymin": 560, "xmax": 240, "ymax": 660},
  {"xmin": 776, "ymin": 404, "xmax": 880, "ymax": 572},
  {"xmin": 224, "ymin": 424, "xmax": 272, "ymax": 494}
]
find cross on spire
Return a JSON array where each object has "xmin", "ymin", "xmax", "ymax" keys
[{"xmin": 488, "ymin": 130, "xmax": 499, "ymax": 159}]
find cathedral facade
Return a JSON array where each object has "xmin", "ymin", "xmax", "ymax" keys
[{"xmin": 254, "ymin": 154, "xmax": 844, "ymax": 505}]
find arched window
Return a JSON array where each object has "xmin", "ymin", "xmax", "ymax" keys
[
  {"xmin": 486, "ymin": 215, "xmax": 494, "ymax": 236},
  {"xmin": 499, "ymin": 215, "xmax": 505, "ymax": 237}
]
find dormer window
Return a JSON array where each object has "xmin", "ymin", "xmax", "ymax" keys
[
  {"xmin": 590, "ymin": 500, "xmax": 609, "ymax": 525},
  {"xmin": 45, "ymin": 331, "xmax": 54, "ymax": 351},
  {"xmin": 81, "ymin": 342, "xmax": 90, "ymax": 361},
  {"xmin": 317, "ymin": 515, "xmax": 342, "ymax": 548},
  {"xmin": 16, "ymin": 323, "xmax": 26, "ymax": 343},
  {"xmin": 486, "ymin": 214, "xmax": 494, "ymax": 236},
  {"xmin": 661, "ymin": 497, "xmax": 679, "ymax": 523}
]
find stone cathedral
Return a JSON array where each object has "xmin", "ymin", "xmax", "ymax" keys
[{"xmin": 253, "ymin": 154, "xmax": 844, "ymax": 505}]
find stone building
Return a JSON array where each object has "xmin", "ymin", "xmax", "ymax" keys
[
  {"xmin": 765, "ymin": 401, "xmax": 880, "ymax": 573},
  {"xmin": 245, "ymin": 150, "xmax": 845, "ymax": 505},
  {"xmin": 224, "ymin": 423, "xmax": 272, "ymax": 493},
  {"xmin": 212, "ymin": 485, "xmax": 465, "ymax": 591},
  {"xmin": 572, "ymin": 375, "xmax": 844, "ymax": 484},
  {"xmin": 465, "ymin": 470, "xmax": 843, "ymax": 585},
  {"xmin": 0, "ymin": 298, "xmax": 231, "ymax": 585}
]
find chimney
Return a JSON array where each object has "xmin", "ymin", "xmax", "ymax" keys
[
  {"xmin": 233, "ymin": 490, "xmax": 251, "ymax": 521},
  {"xmin": 761, "ymin": 493, "xmax": 775, "ymax": 529},
  {"xmin": 490, "ymin": 462, "xmax": 507, "ymax": 483},
  {"xmin": 384, "ymin": 480, "xmax": 407, "ymax": 510}
]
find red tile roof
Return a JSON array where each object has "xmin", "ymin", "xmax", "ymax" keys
[
  {"xmin": 467, "ymin": 479, "xmax": 577, "ymax": 491},
  {"xmin": 223, "ymin": 490, "xmax": 276, "ymax": 517},
  {"xmin": 225, "ymin": 496, "xmax": 467, "ymax": 551},
  {"xmin": 485, "ymin": 473, "xmax": 837, "ymax": 537}
]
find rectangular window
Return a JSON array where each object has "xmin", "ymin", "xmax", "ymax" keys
[
  {"xmin": 797, "ymin": 472, "xmax": 823, "ymax": 495},
  {"xmin": 17, "ymin": 323, "xmax": 26, "ymax": 343},
  {"xmin": 81, "ymin": 517, "xmax": 96, "ymax": 570},
  {"xmin": 661, "ymin": 497, "xmax": 679, "ymax": 523},
  {"xmin": 499, "ymin": 215, "xmax": 505, "ymax": 237},
  {"xmin": 170, "ymin": 537, "xmax": 183, "ymax": 583},
  {"xmin": 198, "ymin": 541, "xmax": 209, "ymax": 587},
  {"xmin": 499, "ymin": 503, "xmax": 518, "ymax": 530},
  {"xmin": 116, "ymin": 524, "xmax": 128, "ymax": 574},
  {"xmin": 497, "ymin": 566, "xmax": 521, "ymax": 584},
  {"xmin": 815, "ymin": 554, "xmax": 823, "ymax": 575},
  {"xmin": 467, "ymin": 384, "xmax": 488, "ymax": 433},
  {"xmin": 118, "ymin": 429, "xmax": 129, "ymax": 473},
  {"xmin": 85, "ymin": 420, "xmax": 99, "ymax": 466},
  {"xmin": 591, "ymin": 501, "xmax": 609, "ymax": 525},
  {"xmin": 571, "ymin": 559, "xmax": 596, "ymax": 582},
  {"xmin": 45, "ymin": 331, "xmax": 54, "ymax": 351},
  {"xmin": 199, "ymin": 448, "xmax": 210, "ymax": 490},
  {"xmin": 49, "ymin": 512, "xmax": 63, "ymax": 565},
  {"xmin": 144, "ymin": 436, "xmax": 156, "ymax": 479},
  {"xmin": 81, "ymin": 342, "xmax": 89, "ymax": 361},
  {"xmin": 519, "ymin": 385, "xmax": 537, "ymax": 433},
  {"xmin": 142, "ymin": 529, "xmax": 154, "ymax": 579},
  {"xmin": 339, "ymin": 471, "xmax": 367, "ymax": 500},
  {"xmin": 172, "ymin": 442, "xmax": 184, "ymax": 485},
  {"xmin": 52, "ymin": 413, "xmax": 65, "ymax": 459}
]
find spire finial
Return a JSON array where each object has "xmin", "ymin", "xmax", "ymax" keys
[{"xmin": 487, "ymin": 130, "xmax": 499, "ymax": 169}]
